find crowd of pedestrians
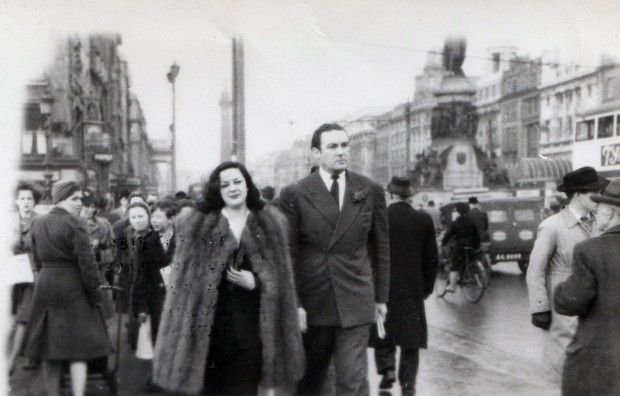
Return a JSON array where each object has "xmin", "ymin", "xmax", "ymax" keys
[{"xmin": 7, "ymin": 121, "xmax": 618, "ymax": 396}]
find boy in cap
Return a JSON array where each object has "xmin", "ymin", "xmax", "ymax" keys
[{"xmin": 526, "ymin": 166, "xmax": 608, "ymax": 380}]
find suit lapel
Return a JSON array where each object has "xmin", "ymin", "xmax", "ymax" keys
[
  {"xmin": 302, "ymin": 172, "xmax": 339, "ymax": 227},
  {"xmin": 329, "ymin": 173, "xmax": 363, "ymax": 248}
]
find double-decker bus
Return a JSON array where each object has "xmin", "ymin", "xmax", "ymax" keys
[{"xmin": 574, "ymin": 107, "xmax": 620, "ymax": 180}]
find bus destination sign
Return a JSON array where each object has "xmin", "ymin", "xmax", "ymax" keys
[{"xmin": 601, "ymin": 143, "xmax": 620, "ymax": 167}]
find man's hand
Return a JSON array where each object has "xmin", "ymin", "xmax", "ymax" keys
[
  {"xmin": 298, "ymin": 307, "xmax": 307, "ymax": 333},
  {"xmin": 375, "ymin": 303, "xmax": 387, "ymax": 322},
  {"xmin": 531, "ymin": 311, "xmax": 552, "ymax": 330},
  {"xmin": 226, "ymin": 268, "xmax": 256, "ymax": 290}
]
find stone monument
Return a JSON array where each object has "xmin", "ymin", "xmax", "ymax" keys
[{"xmin": 430, "ymin": 36, "xmax": 484, "ymax": 190}]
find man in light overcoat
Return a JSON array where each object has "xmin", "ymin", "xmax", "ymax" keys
[
  {"xmin": 279, "ymin": 123, "xmax": 390, "ymax": 396},
  {"xmin": 526, "ymin": 166, "xmax": 608, "ymax": 379}
]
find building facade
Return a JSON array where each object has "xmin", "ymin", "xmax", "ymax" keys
[
  {"xmin": 347, "ymin": 118, "xmax": 377, "ymax": 178},
  {"xmin": 18, "ymin": 34, "xmax": 165, "ymax": 200}
]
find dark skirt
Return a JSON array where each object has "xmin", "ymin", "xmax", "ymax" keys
[{"xmin": 23, "ymin": 265, "xmax": 113, "ymax": 361}]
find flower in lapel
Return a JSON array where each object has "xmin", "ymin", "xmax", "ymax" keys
[{"xmin": 351, "ymin": 187, "xmax": 369, "ymax": 203}]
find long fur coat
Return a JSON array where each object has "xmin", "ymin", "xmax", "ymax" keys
[{"xmin": 152, "ymin": 206, "xmax": 305, "ymax": 394}]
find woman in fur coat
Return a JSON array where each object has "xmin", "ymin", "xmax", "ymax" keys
[{"xmin": 153, "ymin": 161, "xmax": 305, "ymax": 395}]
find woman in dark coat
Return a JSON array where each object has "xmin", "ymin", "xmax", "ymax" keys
[
  {"xmin": 24, "ymin": 180, "xmax": 112, "ymax": 396},
  {"xmin": 153, "ymin": 161, "xmax": 305, "ymax": 395},
  {"xmin": 8, "ymin": 182, "xmax": 41, "ymax": 375}
]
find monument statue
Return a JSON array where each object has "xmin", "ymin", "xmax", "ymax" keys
[{"xmin": 442, "ymin": 36, "xmax": 466, "ymax": 76}]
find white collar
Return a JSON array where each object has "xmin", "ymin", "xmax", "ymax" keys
[
  {"xmin": 319, "ymin": 167, "xmax": 345, "ymax": 187},
  {"xmin": 568, "ymin": 203, "xmax": 588, "ymax": 221}
]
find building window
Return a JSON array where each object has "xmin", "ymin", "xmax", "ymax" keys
[
  {"xmin": 588, "ymin": 84, "xmax": 592, "ymax": 97},
  {"xmin": 617, "ymin": 115, "xmax": 620, "ymax": 136},
  {"xmin": 546, "ymin": 96, "xmax": 550, "ymax": 106}
]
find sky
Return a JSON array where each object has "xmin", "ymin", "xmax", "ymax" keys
[{"xmin": 1, "ymin": 0, "xmax": 620, "ymax": 189}]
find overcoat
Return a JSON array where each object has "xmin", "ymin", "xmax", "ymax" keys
[
  {"xmin": 278, "ymin": 171, "xmax": 390, "ymax": 327},
  {"xmin": 127, "ymin": 226, "xmax": 174, "ymax": 342},
  {"xmin": 152, "ymin": 206, "xmax": 305, "ymax": 395},
  {"xmin": 526, "ymin": 208, "xmax": 594, "ymax": 375},
  {"xmin": 23, "ymin": 207, "xmax": 113, "ymax": 361},
  {"xmin": 371, "ymin": 202, "xmax": 438, "ymax": 349},
  {"xmin": 554, "ymin": 224, "xmax": 620, "ymax": 396}
]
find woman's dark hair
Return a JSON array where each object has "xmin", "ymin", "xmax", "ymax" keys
[
  {"xmin": 151, "ymin": 199, "xmax": 180, "ymax": 219},
  {"xmin": 15, "ymin": 181, "xmax": 41, "ymax": 204},
  {"xmin": 196, "ymin": 161, "xmax": 264, "ymax": 214}
]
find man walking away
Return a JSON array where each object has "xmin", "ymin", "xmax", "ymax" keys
[
  {"xmin": 279, "ymin": 123, "xmax": 390, "ymax": 396},
  {"xmin": 554, "ymin": 180, "xmax": 620, "ymax": 396},
  {"xmin": 371, "ymin": 177, "xmax": 438, "ymax": 396},
  {"xmin": 526, "ymin": 166, "xmax": 608, "ymax": 380},
  {"xmin": 441, "ymin": 202, "xmax": 480, "ymax": 292},
  {"xmin": 465, "ymin": 196, "xmax": 489, "ymax": 243}
]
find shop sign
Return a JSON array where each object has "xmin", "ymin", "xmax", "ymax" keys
[{"xmin": 601, "ymin": 143, "xmax": 620, "ymax": 167}]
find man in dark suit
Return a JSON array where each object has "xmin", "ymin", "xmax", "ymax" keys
[
  {"xmin": 279, "ymin": 123, "xmax": 390, "ymax": 395},
  {"xmin": 554, "ymin": 179, "xmax": 620, "ymax": 396},
  {"xmin": 371, "ymin": 177, "xmax": 438, "ymax": 396},
  {"xmin": 465, "ymin": 196, "xmax": 489, "ymax": 242}
]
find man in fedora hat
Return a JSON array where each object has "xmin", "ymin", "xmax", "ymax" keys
[
  {"xmin": 526, "ymin": 166, "xmax": 608, "ymax": 380},
  {"xmin": 370, "ymin": 177, "xmax": 438, "ymax": 395},
  {"xmin": 554, "ymin": 179, "xmax": 620, "ymax": 395}
]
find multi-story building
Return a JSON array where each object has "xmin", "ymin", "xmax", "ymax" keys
[
  {"xmin": 373, "ymin": 111, "xmax": 392, "ymax": 186},
  {"xmin": 273, "ymin": 138, "xmax": 313, "ymax": 191},
  {"xmin": 18, "ymin": 34, "xmax": 166, "ymax": 200},
  {"xmin": 499, "ymin": 56, "xmax": 542, "ymax": 163},
  {"xmin": 475, "ymin": 47, "xmax": 517, "ymax": 157},
  {"xmin": 347, "ymin": 117, "xmax": 377, "ymax": 178},
  {"xmin": 538, "ymin": 52, "xmax": 602, "ymax": 161}
]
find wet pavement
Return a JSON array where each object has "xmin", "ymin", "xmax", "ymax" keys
[{"xmin": 10, "ymin": 263, "xmax": 560, "ymax": 395}]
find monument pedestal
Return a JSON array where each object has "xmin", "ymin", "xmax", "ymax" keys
[{"xmin": 440, "ymin": 139, "xmax": 484, "ymax": 190}]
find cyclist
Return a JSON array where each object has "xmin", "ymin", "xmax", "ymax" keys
[{"xmin": 441, "ymin": 202, "xmax": 480, "ymax": 292}]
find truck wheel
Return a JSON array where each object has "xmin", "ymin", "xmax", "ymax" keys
[{"xmin": 518, "ymin": 260, "xmax": 528, "ymax": 275}]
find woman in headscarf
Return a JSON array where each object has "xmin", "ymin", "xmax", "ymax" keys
[
  {"xmin": 8, "ymin": 182, "xmax": 41, "ymax": 375},
  {"xmin": 23, "ymin": 180, "xmax": 112, "ymax": 396},
  {"xmin": 153, "ymin": 161, "xmax": 305, "ymax": 395}
]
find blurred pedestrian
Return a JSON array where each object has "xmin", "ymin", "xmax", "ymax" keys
[
  {"xmin": 441, "ymin": 202, "xmax": 480, "ymax": 292},
  {"xmin": 80, "ymin": 195, "xmax": 115, "ymax": 283},
  {"xmin": 8, "ymin": 182, "xmax": 41, "ymax": 375},
  {"xmin": 427, "ymin": 200, "xmax": 442, "ymax": 234},
  {"xmin": 371, "ymin": 177, "xmax": 438, "ymax": 395},
  {"xmin": 97, "ymin": 193, "xmax": 121, "ymax": 225},
  {"xmin": 279, "ymin": 123, "xmax": 389, "ymax": 396},
  {"xmin": 465, "ymin": 196, "xmax": 489, "ymax": 242},
  {"xmin": 111, "ymin": 189, "xmax": 131, "ymax": 220},
  {"xmin": 554, "ymin": 180, "xmax": 620, "ymax": 395},
  {"xmin": 260, "ymin": 185, "xmax": 276, "ymax": 204},
  {"xmin": 126, "ymin": 201, "xmax": 171, "ymax": 392},
  {"xmin": 23, "ymin": 180, "xmax": 112, "ymax": 396},
  {"xmin": 153, "ymin": 162, "xmax": 304, "ymax": 395},
  {"xmin": 526, "ymin": 166, "xmax": 608, "ymax": 380}
]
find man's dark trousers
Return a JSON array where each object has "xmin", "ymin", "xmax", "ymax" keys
[
  {"xmin": 298, "ymin": 325, "xmax": 371, "ymax": 396},
  {"xmin": 375, "ymin": 346, "xmax": 419, "ymax": 390}
]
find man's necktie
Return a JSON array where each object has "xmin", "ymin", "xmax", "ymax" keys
[
  {"xmin": 580, "ymin": 215, "xmax": 594, "ymax": 235},
  {"xmin": 330, "ymin": 174, "xmax": 340, "ymax": 208}
]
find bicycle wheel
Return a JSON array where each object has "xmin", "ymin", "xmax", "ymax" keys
[
  {"xmin": 463, "ymin": 260, "xmax": 486, "ymax": 303},
  {"xmin": 435, "ymin": 260, "xmax": 450, "ymax": 298}
]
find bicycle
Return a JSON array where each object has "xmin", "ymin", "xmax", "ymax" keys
[{"xmin": 435, "ymin": 246, "xmax": 487, "ymax": 303}]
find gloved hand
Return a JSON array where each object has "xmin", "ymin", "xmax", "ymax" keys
[{"xmin": 531, "ymin": 311, "xmax": 552, "ymax": 330}]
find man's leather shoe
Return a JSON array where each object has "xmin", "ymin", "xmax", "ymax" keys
[{"xmin": 379, "ymin": 369, "xmax": 396, "ymax": 389}]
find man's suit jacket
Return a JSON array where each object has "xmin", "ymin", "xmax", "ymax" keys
[
  {"xmin": 465, "ymin": 207, "xmax": 489, "ymax": 241},
  {"xmin": 554, "ymin": 224, "xmax": 620, "ymax": 396},
  {"xmin": 279, "ymin": 171, "xmax": 390, "ymax": 328}
]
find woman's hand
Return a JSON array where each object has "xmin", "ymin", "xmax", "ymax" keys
[{"xmin": 226, "ymin": 268, "xmax": 256, "ymax": 290}]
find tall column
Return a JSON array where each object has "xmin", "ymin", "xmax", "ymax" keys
[{"xmin": 232, "ymin": 38, "xmax": 246, "ymax": 163}]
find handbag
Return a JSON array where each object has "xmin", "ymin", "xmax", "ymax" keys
[{"xmin": 135, "ymin": 315, "xmax": 154, "ymax": 360}]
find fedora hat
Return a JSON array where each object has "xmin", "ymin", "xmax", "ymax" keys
[
  {"xmin": 557, "ymin": 166, "xmax": 609, "ymax": 192},
  {"xmin": 387, "ymin": 176, "xmax": 413, "ymax": 197},
  {"xmin": 591, "ymin": 179, "xmax": 620, "ymax": 207}
]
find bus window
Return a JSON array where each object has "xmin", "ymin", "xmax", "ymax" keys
[
  {"xmin": 598, "ymin": 115, "xmax": 614, "ymax": 139},
  {"xmin": 576, "ymin": 119, "xmax": 595, "ymax": 141},
  {"xmin": 514, "ymin": 209, "xmax": 536, "ymax": 223},
  {"xmin": 616, "ymin": 115, "xmax": 620, "ymax": 136},
  {"xmin": 489, "ymin": 210, "xmax": 508, "ymax": 223}
]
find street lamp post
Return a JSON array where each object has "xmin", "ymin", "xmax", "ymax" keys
[
  {"xmin": 167, "ymin": 62, "xmax": 180, "ymax": 193},
  {"xmin": 39, "ymin": 94, "xmax": 54, "ymax": 201}
]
